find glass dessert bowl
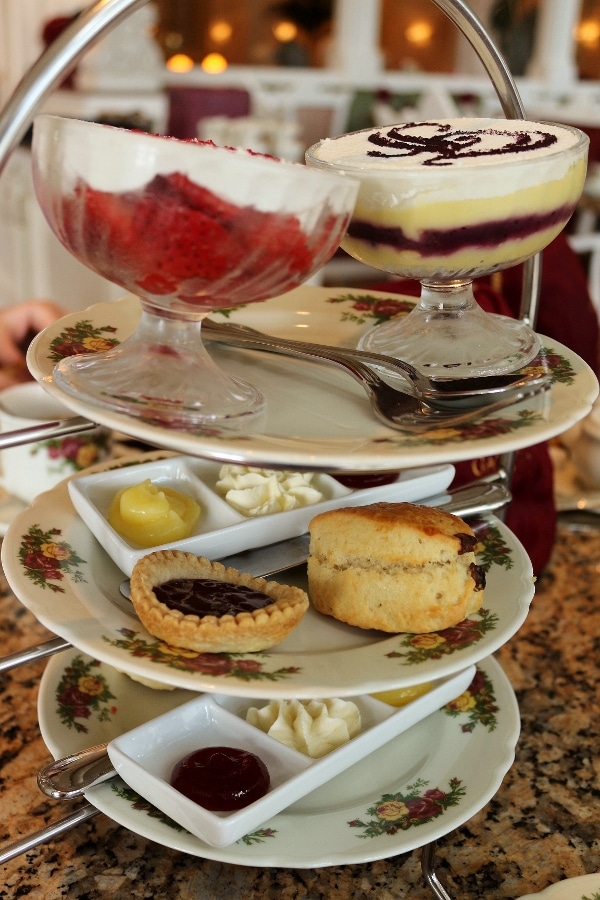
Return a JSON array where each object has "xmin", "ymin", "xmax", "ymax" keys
[
  {"xmin": 32, "ymin": 114, "xmax": 358, "ymax": 431},
  {"xmin": 306, "ymin": 118, "xmax": 589, "ymax": 378}
]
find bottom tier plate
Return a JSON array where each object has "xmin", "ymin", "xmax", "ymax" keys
[{"xmin": 38, "ymin": 649, "xmax": 519, "ymax": 868}]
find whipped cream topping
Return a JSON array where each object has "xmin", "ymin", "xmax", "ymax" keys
[
  {"xmin": 312, "ymin": 118, "xmax": 582, "ymax": 169},
  {"xmin": 216, "ymin": 465, "xmax": 323, "ymax": 516},
  {"xmin": 246, "ymin": 698, "xmax": 361, "ymax": 758}
]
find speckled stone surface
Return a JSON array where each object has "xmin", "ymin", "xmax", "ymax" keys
[{"xmin": 0, "ymin": 521, "xmax": 598, "ymax": 899}]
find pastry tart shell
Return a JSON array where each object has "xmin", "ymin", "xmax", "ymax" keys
[{"xmin": 130, "ymin": 549, "xmax": 309, "ymax": 653}]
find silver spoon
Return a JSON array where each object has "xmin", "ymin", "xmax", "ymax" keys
[
  {"xmin": 203, "ymin": 318, "xmax": 548, "ymax": 406},
  {"xmin": 204, "ymin": 320, "xmax": 550, "ymax": 432}
]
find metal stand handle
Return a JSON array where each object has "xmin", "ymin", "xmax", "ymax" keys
[
  {"xmin": 0, "ymin": 803, "xmax": 99, "ymax": 865},
  {"xmin": 422, "ymin": 840, "xmax": 453, "ymax": 899}
]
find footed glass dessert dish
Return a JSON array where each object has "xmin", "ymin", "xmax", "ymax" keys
[
  {"xmin": 32, "ymin": 114, "xmax": 358, "ymax": 431},
  {"xmin": 306, "ymin": 118, "xmax": 589, "ymax": 378}
]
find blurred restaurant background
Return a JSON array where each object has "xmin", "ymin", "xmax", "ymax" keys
[{"xmin": 2, "ymin": 0, "xmax": 600, "ymax": 312}]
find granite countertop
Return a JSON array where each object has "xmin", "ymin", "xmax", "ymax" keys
[{"xmin": 0, "ymin": 520, "xmax": 599, "ymax": 899}]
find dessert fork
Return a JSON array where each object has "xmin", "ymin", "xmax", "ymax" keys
[
  {"xmin": 203, "ymin": 319, "xmax": 550, "ymax": 432},
  {"xmin": 203, "ymin": 318, "xmax": 549, "ymax": 405}
]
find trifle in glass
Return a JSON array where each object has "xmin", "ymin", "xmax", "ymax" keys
[
  {"xmin": 306, "ymin": 118, "xmax": 588, "ymax": 378},
  {"xmin": 32, "ymin": 115, "xmax": 359, "ymax": 431}
]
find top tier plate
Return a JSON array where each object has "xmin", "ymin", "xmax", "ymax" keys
[{"xmin": 27, "ymin": 286, "xmax": 598, "ymax": 472}]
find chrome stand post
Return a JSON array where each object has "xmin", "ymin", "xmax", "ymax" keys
[{"xmin": 421, "ymin": 841, "xmax": 453, "ymax": 899}]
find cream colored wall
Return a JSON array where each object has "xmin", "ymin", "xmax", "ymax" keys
[{"xmin": 0, "ymin": 0, "xmax": 71, "ymax": 105}]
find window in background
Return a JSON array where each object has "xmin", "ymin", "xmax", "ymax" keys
[
  {"xmin": 379, "ymin": 0, "xmax": 457, "ymax": 72},
  {"xmin": 489, "ymin": 0, "xmax": 538, "ymax": 76},
  {"xmin": 153, "ymin": 0, "xmax": 462, "ymax": 75},
  {"xmin": 154, "ymin": 0, "xmax": 333, "ymax": 70},
  {"xmin": 577, "ymin": 0, "xmax": 600, "ymax": 80}
]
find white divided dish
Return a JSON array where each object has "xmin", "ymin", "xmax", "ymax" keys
[
  {"xmin": 108, "ymin": 664, "xmax": 475, "ymax": 847},
  {"xmin": 68, "ymin": 456, "xmax": 454, "ymax": 575}
]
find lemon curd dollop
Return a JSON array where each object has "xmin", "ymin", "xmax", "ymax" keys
[
  {"xmin": 370, "ymin": 682, "xmax": 433, "ymax": 707},
  {"xmin": 108, "ymin": 479, "xmax": 200, "ymax": 548}
]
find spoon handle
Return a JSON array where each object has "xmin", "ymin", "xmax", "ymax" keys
[
  {"xmin": 0, "ymin": 636, "xmax": 71, "ymax": 673},
  {"xmin": 38, "ymin": 742, "xmax": 113, "ymax": 799}
]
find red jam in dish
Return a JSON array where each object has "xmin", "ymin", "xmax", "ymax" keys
[
  {"xmin": 333, "ymin": 472, "xmax": 398, "ymax": 489},
  {"xmin": 153, "ymin": 578, "xmax": 273, "ymax": 617},
  {"xmin": 170, "ymin": 746, "xmax": 270, "ymax": 810}
]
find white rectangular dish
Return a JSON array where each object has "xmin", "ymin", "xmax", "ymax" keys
[
  {"xmin": 68, "ymin": 456, "xmax": 454, "ymax": 575},
  {"xmin": 108, "ymin": 664, "xmax": 475, "ymax": 847}
]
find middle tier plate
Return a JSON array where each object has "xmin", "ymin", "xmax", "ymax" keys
[
  {"xmin": 26, "ymin": 286, "xmax": 599, "ymax": 472},
  {"xmin": 2, "ymin": 456, "xmax": 534, "ymax": 698}
]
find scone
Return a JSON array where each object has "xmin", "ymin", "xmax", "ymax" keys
[
  {"xmin": 307, "ymin": 502, "xmax": 485, "ymax": 634},
  {"xmin": 130, "ymin": 549, "xmax": 309, "ymax": 653}
]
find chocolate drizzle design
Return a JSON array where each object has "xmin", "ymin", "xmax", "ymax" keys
[
  {"xmin": 153, "ymin": 578, "xmax": 273, "ymax": 618},
  {"xmin": 367, "ymin": 121, "xmax": 558, "ymax": 166}
]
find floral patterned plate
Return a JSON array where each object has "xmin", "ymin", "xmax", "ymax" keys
[
  {"xmin": 1, "ymin": 457, "xmax": 534, "ymax": 697},
  {"xmin": 27, "ymin": 286, "xmax": 598, "ymax": 472},
  {"xmin": 520, "ymin": 874, "xmax": 600, "ymax": 899},
  {"xmin": 38, "ymin": 650, "xmax": 519, "ymax": 867}
]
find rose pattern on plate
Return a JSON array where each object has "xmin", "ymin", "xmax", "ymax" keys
[
  {"xmin": 104, "ymin": 628, "xmax": 302, "ymax": 682},
  {"xmin": 384, "ymin": 521, "xmax": 508, "ymax": 666},
  {"xmin": 32, "ymin": 431, "xmax": 111, "ymax": 473},
  {"xmin": 113, "ymin": 783, "xmax": 278, "ymax": 844},
  {"xmin": 48, "ymin": 320, "xmax": 119, "ymax": 362},
  {"xmin": 442, "ymin": 666, "xmax": 498, "ymax": 733},
  {"xmin": 348, "ymin": 776, "xmax": 466, "ymax": 838},
  {"xmin": 327, "ymin": 291, "xmax": 417, "ymax": 328},
  {"xmin": 55, "ymin": 654, "xmax": 116, "ymax": 733},
  {"xmin": 19, "ymin": 525, "xmax": 86, "ymax": 592},
  {"xmin": 476, "ymin": 520, "xmax": 514, "ymax": 571},
  {"xmin": 385, "ymin": 607, "xmax": 498, "ymax": 666}
]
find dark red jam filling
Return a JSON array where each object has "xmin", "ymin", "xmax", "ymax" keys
[
  {"xmin": 456, "ymin": 532, "xmax": 478, "ymax": 555},
  {"xmin": 153, "ymin": 578, "xmax": 273, "ymax": 617},
  {"xmin": 170, "ymin": 746, "xmax": 270, "ymax": 811},
  {"xmin": 333, "ymin": 472, "xmax": 398, "ymax": 489},
  {"xmin": 346, "ymin": 204, "xmax": 576, "ymax": 257},
  {"xmin": 470, "ymin": 562, "xmax": 486, "ymax": 592},
  {"xmin": 366, "ymin": 121, "xmax": 558, "ymax": 166}
]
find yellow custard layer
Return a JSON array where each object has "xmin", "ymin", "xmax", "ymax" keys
[{"xmin": 308, "ymin": 118, "xmax": 589, "ymax": 280}]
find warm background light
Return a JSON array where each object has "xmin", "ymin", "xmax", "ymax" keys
[
  {"xmin": 209, "ymin": 20, "xmax": 233, "ymax": 43},
  {"xmin": 201, "ymin": 51, "xmax": 228, "ymax": 73},
  {"xmin": 577, "ymin": 18, "xmax": 600, "ymax": 49},
  {"xmin": 273, "ymin": 20, "xmax": 298, "ymax": 43},
  {"xmin": 405, "ymin": 20, "xmax": 433, "ymax": 47},
  {"xmin": 152, "ymin": 0, "xmax": 600, "ymax": 79},
  {"xmin": 166, "ymin": 53, "xmax": 194, "ymax": 72}
]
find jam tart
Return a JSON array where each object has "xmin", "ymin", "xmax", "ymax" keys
[{"xmin": 129, "ymin": 550, "xmax": 309, "ymax": 653}]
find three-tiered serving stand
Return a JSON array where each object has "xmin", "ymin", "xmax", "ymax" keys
[{"xmin": 0, "ymin": 2, "xmax": 596, "ymax": 898}]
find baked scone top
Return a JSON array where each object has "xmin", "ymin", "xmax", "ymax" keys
[{"xmin": 309, "ymin": 502, "xmax": 478, "ymax": 567}]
